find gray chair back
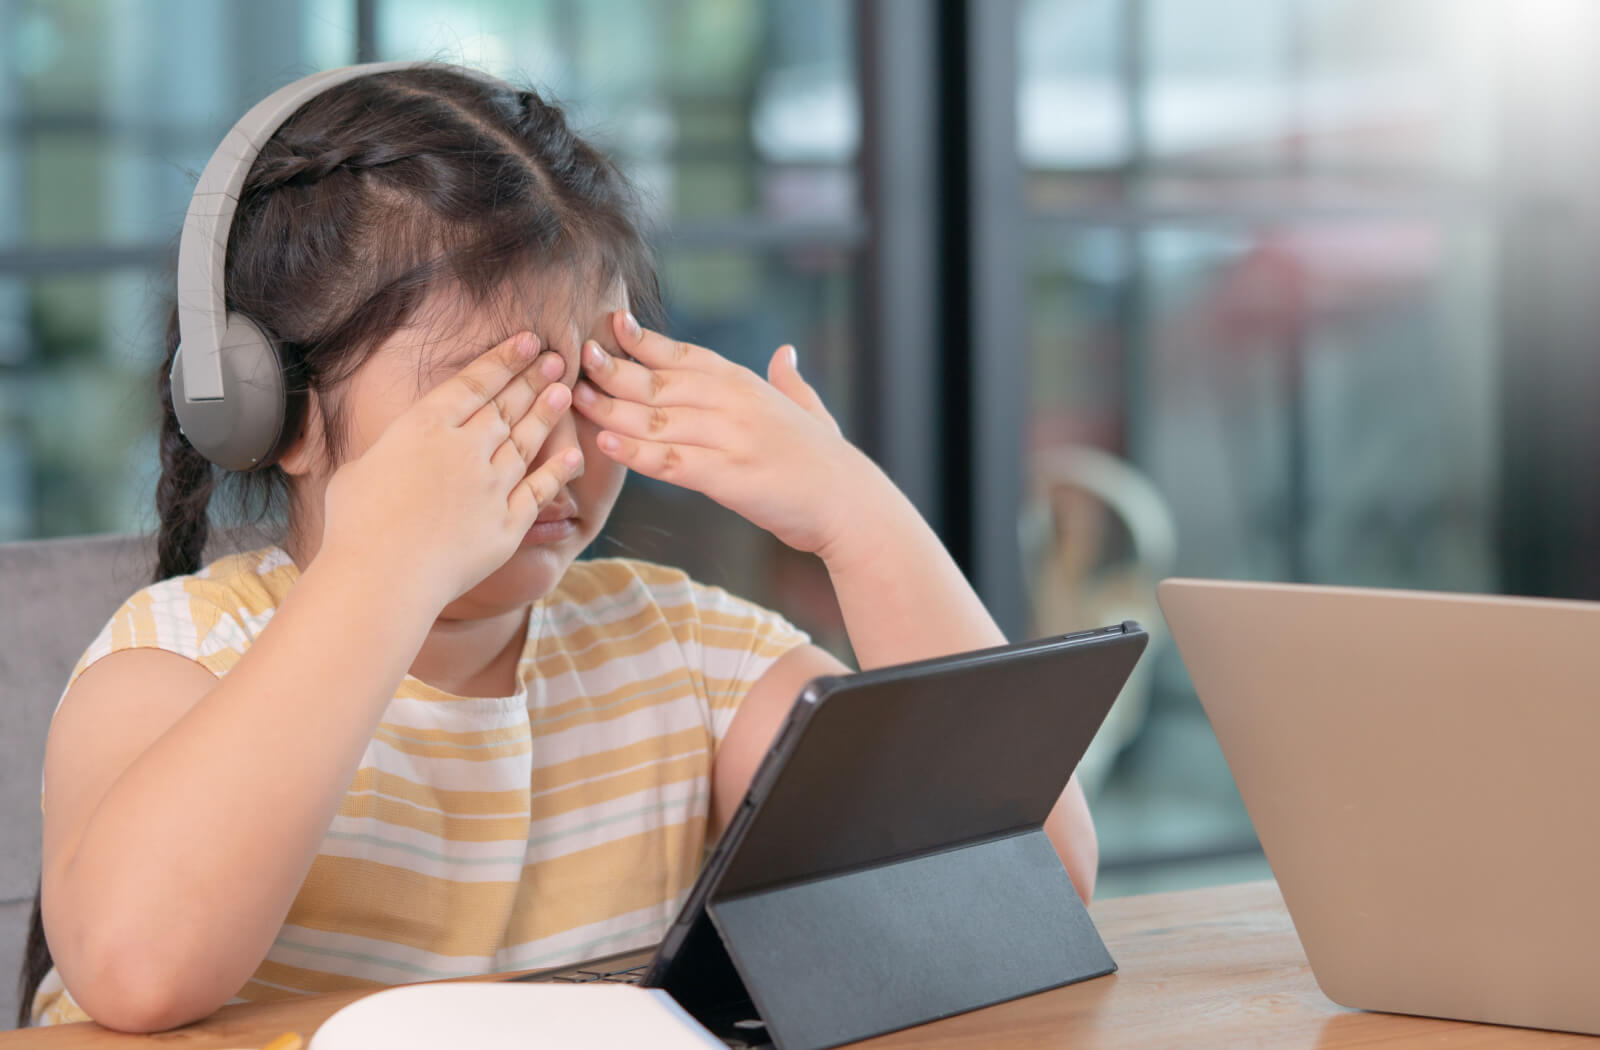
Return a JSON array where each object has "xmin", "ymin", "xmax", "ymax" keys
[{"xmin": 0, "ymin": 531, "xmax": 261, "ymax": 1028}]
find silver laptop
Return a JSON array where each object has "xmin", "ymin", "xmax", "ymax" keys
[{"xmin": 1158, "ymin": 578, "xmax": 1600, "ymax": 1036}]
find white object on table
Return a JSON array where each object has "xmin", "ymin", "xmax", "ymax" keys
[{"xmin": 308, "ymin": 981, "xmax": 727, "ymax": 1050}]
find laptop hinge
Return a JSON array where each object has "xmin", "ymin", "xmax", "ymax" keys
[{"xmin": 705, "ymin": 827, "xmax": 1113, "ymax": 1050}]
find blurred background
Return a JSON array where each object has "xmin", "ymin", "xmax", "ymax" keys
[{"xmin": 5, "ymin": 0, "xmax": 1600, "ymax": 905}]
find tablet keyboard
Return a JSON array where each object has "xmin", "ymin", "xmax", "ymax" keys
[{"xmin": 547, "ymin": 962, "xmax": 650, "ymax": 984}]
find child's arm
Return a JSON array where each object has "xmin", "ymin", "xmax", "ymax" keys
[
  {"xmin": 43, "ymin": 334, "xmax": 578, "ymax": 1032},
  {"xmin": 45, "ymin": 560, "xmax": 439, "ymax": 1032},
  {"xmin": 574, "ymin": 313, "xmax": 1099, "ymax": 901}
]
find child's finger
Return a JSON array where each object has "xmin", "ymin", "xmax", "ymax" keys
[
  {"xmin": 764, "ymin": 345, "xmax": 837, "ymax": 432},
  {"xmin": 582, "ymin": 340, "xmax": 668, "ymax": 403},
  {"xmin": 594, "ymin": 429, "xmax": 715, "ymax": 487},
  {"xmin": 500, "ymin": 381, "xmax": 574, "ymax": 470},
  {"xmin": 609, "ymin": 310, "xmax": 727, "ymax": 375},
  {"xmin": 508, "ymin": 447, "xmax": 585, "ymax": 525},
  {"xmin": 572, "ymin": 380, "xmax": 730, "ymax": 448},
  {"xmin": 461, "ymin": 349, "xmax": 566, "ymax": 446},
  {"xmin": 422, "ymin": 330, "xmax": 541, "ymax": 427},
  {"xmin": 580, "ymin": 340, "xmax": 725, "ymax": 409},
  {"xmin": 496, "ymin": 349, "xmax": 567, "ymax": 424}
]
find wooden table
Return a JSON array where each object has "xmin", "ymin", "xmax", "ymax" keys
[{"xmin": 9, "ymin": 880, "xmax": 1595, "ymax": 1049}]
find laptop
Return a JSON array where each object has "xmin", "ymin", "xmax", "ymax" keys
[
  {"xmin": 514, "ymin": 622, "xmax": 1149, "ymax": 1050},
  {"xmin": 1158, "ymin": 578, "xmax": 1600, "ymax": 1036}
]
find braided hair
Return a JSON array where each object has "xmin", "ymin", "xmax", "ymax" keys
[{"xmin": 17, "ymin": 63, "xmax": 662, "ymax": 1027}]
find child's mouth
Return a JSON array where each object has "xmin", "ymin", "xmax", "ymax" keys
[
  {"xmin": 521, "ymin": 512, "xmax": 577, "ymax": 547},
  {"xmin": 520, "ymin": 491, "xmax": 579, "ymax": 546}
]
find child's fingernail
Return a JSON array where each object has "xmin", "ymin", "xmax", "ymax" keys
[
  {"xmin": 563, "ymin": 449, "xmax": 583, "ymax": 470},
  {"xmin": 518, "ymin": 331, "xmax": 539, "ymax": 357},
  {"xmin": 787, "ymin": 345, "xmax": 798, "ymax": 371},
  {"xmin": 623, "ymin": 311, "xmax": 641, "ymax": 341},
  {"xmin": 538, "ymin": 352, "xmax": 565, "ymax": 379},
  {"xmin": 598, "ymin": 432, "xmax": 621, "ymax": 453},
  {"xmin": 585, "ymin": 341, "xmax": 608, "ymax": 369},
  {"xmin": 573, "ymin": 381, "xmax": 595, "ymax": 404}
]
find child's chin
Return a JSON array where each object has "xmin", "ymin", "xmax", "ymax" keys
[{"xmin": 465, "ymin": 544, "xmax": 581, "ymax": 609}]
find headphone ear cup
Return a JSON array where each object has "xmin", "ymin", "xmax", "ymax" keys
[{"xmin": 170, "ymin": 314, "xmax": 289, "ymax": 471}]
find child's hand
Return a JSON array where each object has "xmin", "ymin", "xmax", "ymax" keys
[
  {"xmin": 320, "ymin": 330, "xmax": 582, "ymax": 605},
  {"xmin": 572, "ymin": 311, "xmax": 872, "ymax": 557}
]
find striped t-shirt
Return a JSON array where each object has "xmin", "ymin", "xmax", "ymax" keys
[{"xmin": 33, "ymin": 545, "xmax": 808, "ymax": 1025}]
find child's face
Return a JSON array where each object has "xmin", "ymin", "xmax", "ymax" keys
[{"xmin": 294, "ymin": 277, "xmax": 630, "ymax": 618}]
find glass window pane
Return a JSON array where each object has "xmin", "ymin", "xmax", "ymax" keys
[
  {"xmin": 1144, "ymin": 0, "xmax": 1296, "ymax": 168},
  {"xmin": 375, "ymin": 0, "xmax": 859, "ymax": 225},
  {"xmin": 1138, "ymin": 221, "xmax": 1498, "ymax": 590},
  {"xmin": 1298, "ymin": 0, "xmax": 1500, "ymax": 179},
  {"xmin": 2, "ymin": 0, "xmax": 354, "ymax": 250},
  {"xmin": 1144, "ymin": 0, "xmax": 1501, "ymax": 178},
  {"xmin": 1019, "ymin": 0, "xmax": 1128, "ymax": 171},
  {"xmin": 0, "ymin": 268, "xmax": 168, "ymax": 541},
  {"xmin": 1027, "ymin": 227, "xmax": 1130, "ymax": 452}
]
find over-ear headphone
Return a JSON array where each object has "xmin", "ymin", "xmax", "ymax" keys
[{"xmin": 171, "ymin": 61, "xmax": 499, "ymax": 470}]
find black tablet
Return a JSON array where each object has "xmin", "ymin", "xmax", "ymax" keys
[{"xmin": 646, "ymin": 621, "xmax": 1148, "ymax": 1050}]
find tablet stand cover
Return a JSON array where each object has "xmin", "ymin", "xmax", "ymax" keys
[{"xmin": 707, "ymin": 827, "xmax": 1112, "ymax": 1050}]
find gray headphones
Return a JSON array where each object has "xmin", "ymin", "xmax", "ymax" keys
[{"xmin": 171, "ymin": 61, "xmax": 499, "ymax": 470}]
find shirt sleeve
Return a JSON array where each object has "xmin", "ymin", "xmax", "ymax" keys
[
  {"xmin": 42, "ymin": 576, "xmax": 252, "ymax": 815},
  {"xmin": 63, "ymin": 576, "xmax": 251, "ymax": 695},
  {"xmin": 681, "ymin": 578, "xmax": 812, "ymax": 748},
  {"xmin": 620, "ymin": 560, "xmax": 812, "ymax": 750}
]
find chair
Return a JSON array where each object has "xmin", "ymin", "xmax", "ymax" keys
[
  {"xmin": 0, "ymin": 531, "xmax": 249, "ymax": 1028},
  {"xmin": 1019, "ymin": 446, "xmax": 1178, "ymax": 799}
]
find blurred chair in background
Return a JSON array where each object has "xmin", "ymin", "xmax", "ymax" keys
[
  {"xmin": 1020, "ymin": 446, "xmax": 1177, "ymax": 799},
  {"xmin": 0, "ymin": 531, "xmax": 247, "ymax": 1029},
  {"xmin": 0, "ymin": 534, "xmax": 155, "ymax": 1027}
]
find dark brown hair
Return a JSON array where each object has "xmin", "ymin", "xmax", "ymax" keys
[{"xmin": 17, "ymin": 63, "xmax": 661, "ymax": 1026}]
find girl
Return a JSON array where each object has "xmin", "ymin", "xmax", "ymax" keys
[{"xmin": 21, "ymin": 63, "xmax": 1097, "ymax": 1032}]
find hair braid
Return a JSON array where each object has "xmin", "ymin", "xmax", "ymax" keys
[
  {"xmin": 246, "ymin": 137, "xmax": 429, "ymax": 189},
  {"xmin": 153, "ymin": 314, "xmax": 216, "ymax": 583}
]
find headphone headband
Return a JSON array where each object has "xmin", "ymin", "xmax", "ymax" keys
[
  {"xmin": 176, "ymin": 61, "xmax": 428, "ymax": 402},
  {"xmin": 172, "ymin": 61, "xmax": 503, "ymax": 470}
]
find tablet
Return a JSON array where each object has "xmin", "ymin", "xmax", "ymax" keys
[{"xmin": 645, "ymin": 621, "xmax": 1148, "ymax": 1049}]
